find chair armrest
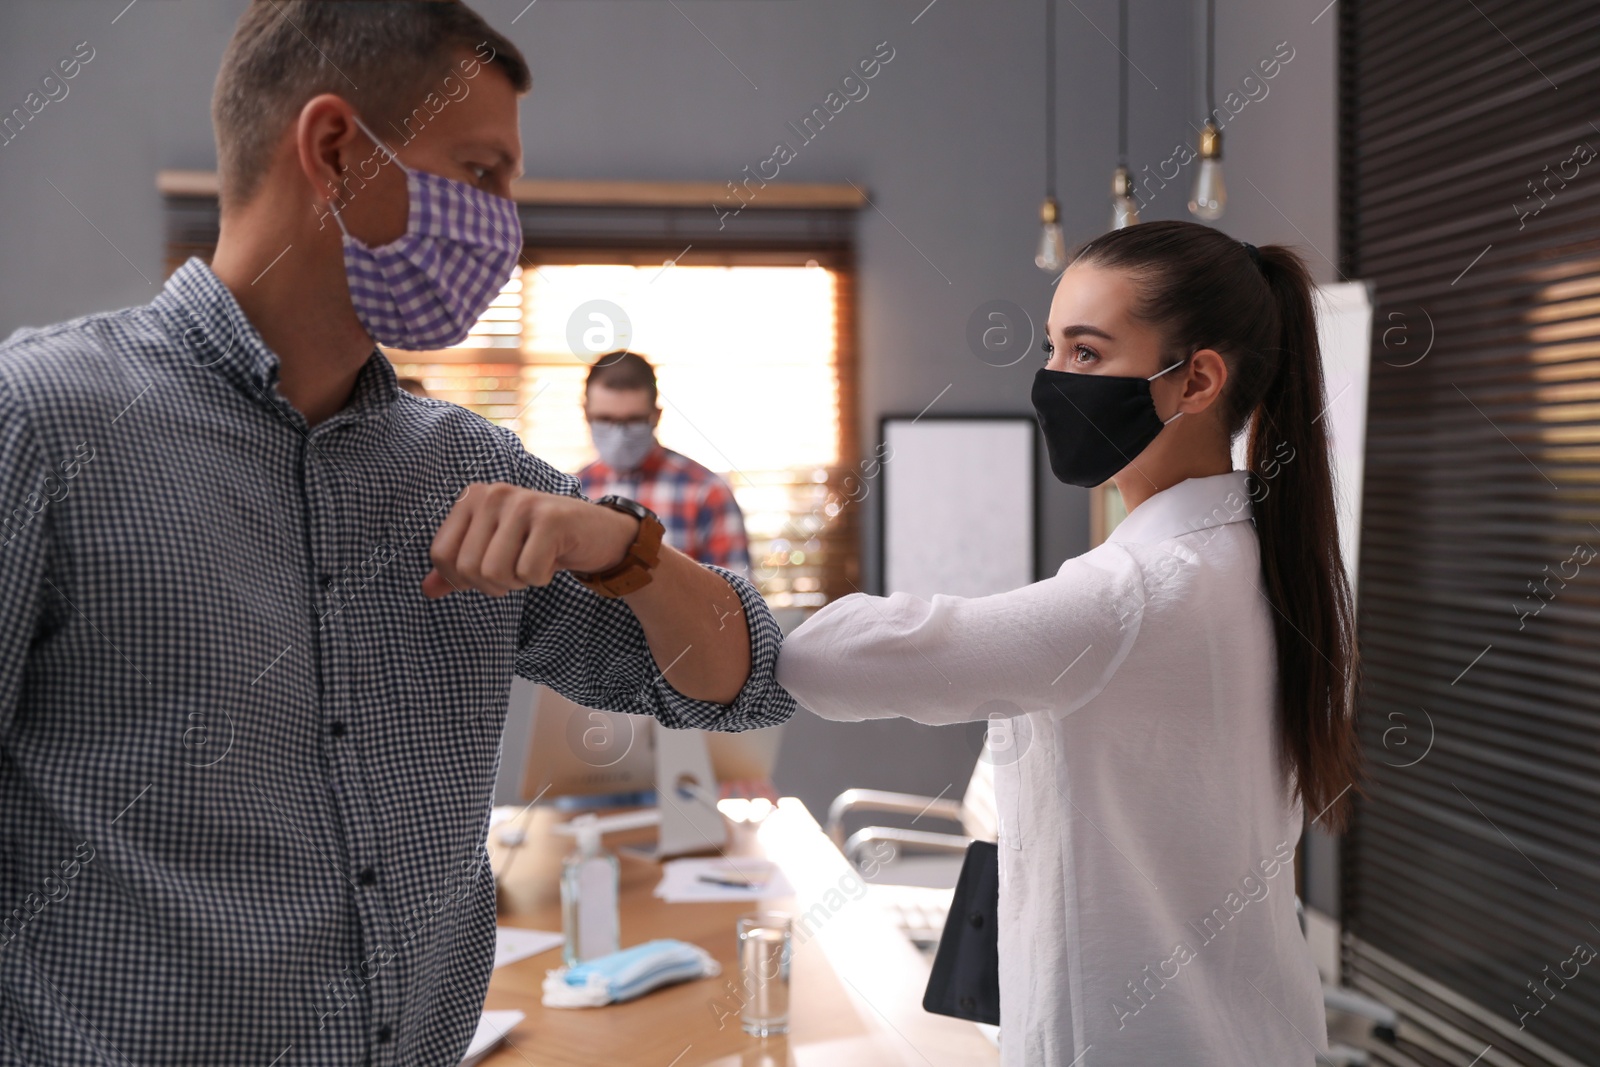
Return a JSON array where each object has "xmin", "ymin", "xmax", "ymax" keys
[
  {"xmin": 826, "ymin": 788, "xmax": 965, "ymax": 850},
  {"xmin": 843, "ymin": 826, "xmax": 974, "ymax": 870}
]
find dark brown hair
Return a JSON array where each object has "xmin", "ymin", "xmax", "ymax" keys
[
  {"xmin": 212, "ymin": 0, "xmax": 531, "ymax": 208},
  {"xmin": 1072, "ymin": 219, "xmax": 1362, "ymax": 832},
  {"xmin": 586, "ymin": 351, "xmax": 658, "ymax": 406}
]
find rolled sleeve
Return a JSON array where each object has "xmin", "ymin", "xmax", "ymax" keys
[
  {"xmin": 510, "ymin": 436, "xmax": 796, "ymax": 733},
  {"xmin": 661, "ymin": 562, "xmax": 796, "ymax": 731}
]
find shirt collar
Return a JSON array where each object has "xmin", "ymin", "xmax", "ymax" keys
[
  {"xmin": 151, "ymin": 256, "xmax": 400, "ymax": 424},
  {"xmin": 1106, "ymin": 470, "xmax": 1254, "ymax": 545}
]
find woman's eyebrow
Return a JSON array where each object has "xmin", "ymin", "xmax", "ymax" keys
[{"xmin": 1054, "ymin": 323, "xmax": 1116, "ymax": 340}]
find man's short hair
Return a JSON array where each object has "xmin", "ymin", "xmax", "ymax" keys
[
  {"xmin": 212, "ymin": 0, "xmax": 531, "ymax": 209},
  {"xmin": 586, "ymin": 352, "xmax": 658, "ymax": 406}
]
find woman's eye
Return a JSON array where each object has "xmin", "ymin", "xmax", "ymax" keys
[
  {"xmin": 1041, "ymin": 338, "xmax": 1055, "ymax": 361},
  {"xmin": 1072, "ymin": 344, "xmax": 1099, "ymax": 364}
]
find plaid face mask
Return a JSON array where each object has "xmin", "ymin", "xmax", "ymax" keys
[{"xmin": 328, "ymin": 115, "xmax": 522, "ymax": 351}]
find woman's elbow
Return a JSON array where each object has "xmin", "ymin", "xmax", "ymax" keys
[{"xmin": 775, "ymin": 633, "xmax": 852, "ymax": 721}]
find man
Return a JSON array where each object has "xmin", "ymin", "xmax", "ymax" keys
[
  {"xmin": 579, "ymin": 351, "xmax": 752, "ymax": 577},
  {"xmin": 0, "ymin": 4, "xmax": 795, "ymax": 1065}
]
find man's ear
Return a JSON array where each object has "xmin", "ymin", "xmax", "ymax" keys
[{"xmin": 296, "ymin": 94, "xmax": 362, "ymax": 208}]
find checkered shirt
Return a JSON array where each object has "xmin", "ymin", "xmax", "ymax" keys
[
  {"xmin": 577, "ymin": 447, "xmax": 752, "ymax": 578},
  {"xmin": 0, "ymin": 258, "xmax": 796, "ymax": 1066}
]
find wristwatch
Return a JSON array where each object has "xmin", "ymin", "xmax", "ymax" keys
[{"xmin": 569, "ymin": 495, "xmax": 665, "ymax": 598}]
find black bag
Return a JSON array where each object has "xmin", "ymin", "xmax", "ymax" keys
[{"xmin": 920, "ymin": 840, "xmax": 1000, "ymax": 1025}]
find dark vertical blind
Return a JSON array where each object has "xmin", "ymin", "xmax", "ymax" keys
[{"xmin": 1340, "ymin": 1, "xmax": 1600, "ymax": 1064}]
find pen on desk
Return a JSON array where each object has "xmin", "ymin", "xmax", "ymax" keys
[{"xmin": 697, "ymin": 871, "xmax": 768, "ymax": 888}]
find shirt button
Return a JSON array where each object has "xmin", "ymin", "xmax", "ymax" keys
[
  {"xmin": 376, "ymin": 1023, "xmax": 392, "ymax": 1044},
  {"xmin": 969, "ymin": 911, "xmax": 985, "ymax": 929},
  {"xmin": 959, "ymin": 995, "xmax": 976, "ymax": 1012},
  {"xmin": 329, "ymin": 721, "xmax": 347, "ymax": 738},
  {"xmin": 359, "ymin": 867, "xmax": 378, "ymax": 886}
]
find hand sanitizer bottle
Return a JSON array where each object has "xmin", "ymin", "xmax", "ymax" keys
[{"xmin": 560, "ymin": 815, "xmax": 619, "ymax": 967}]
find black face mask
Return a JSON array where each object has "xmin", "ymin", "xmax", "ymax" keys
[{"xmin": 1030, "ymin": 358, "xmax": 1187, "ymax": 487}]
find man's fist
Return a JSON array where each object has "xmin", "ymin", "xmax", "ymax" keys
[{"xmin": 422, "ymin": 483, "xmax": 639, "ymax": 599}]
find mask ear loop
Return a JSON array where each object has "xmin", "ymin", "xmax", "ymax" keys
[
  {"xmin": 349, "ymin": 114, "xmax": 407, "ymax": 171},
  {"xmin": 1148, "ymin": 352, "xmax": 1192, "ymax": 426},
  {"xmin": 324, "ymin": 114, "xmax": 409, "ymax": 240}
]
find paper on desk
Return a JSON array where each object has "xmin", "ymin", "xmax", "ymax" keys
[
  {"xmin": 653, "ymin": 857, "xmax": 794, "ymax": 903},
  {"xmin": 458, "ymin": 1009, "xmax": 524, "ymax": 1067},
  {"xmin": 494, "ymin": 926, "xmax": 563, "ymax": 969}
]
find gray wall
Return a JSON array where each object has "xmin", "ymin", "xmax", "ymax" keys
[
  {"xmin": 1192, "ymin": 0, "xmax": 1339, "ymax": 281},
  {"xmin": 0, "ymin": 0, "xmax": 1337, "ymax": 833}
]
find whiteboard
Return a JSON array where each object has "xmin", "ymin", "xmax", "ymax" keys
[
  {"xmin": 1231, "ymin": 281, "xmax": 1372, "ymax": 589},
  {"xmin": 1315, "ymin": 281, "xmax": 1374, "ymax": 588},
  {"xmin": 882, "ymin": 417, "xmax": 1036, "ymax": 600}
]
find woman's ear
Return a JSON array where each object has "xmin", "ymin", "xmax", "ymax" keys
[{"xmin": 1178, "ymin": 347, "xmax": 1229, "ymax": 414}]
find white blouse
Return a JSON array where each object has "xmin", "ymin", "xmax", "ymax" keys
[{"xmin": 775, "ymin": 471, "xmax": 1327, "ymax": 1066}]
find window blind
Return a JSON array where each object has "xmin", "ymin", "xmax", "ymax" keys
[{"xmin": 1339, "ymin": 2, "xmax": 1600, "ymax": 1064}]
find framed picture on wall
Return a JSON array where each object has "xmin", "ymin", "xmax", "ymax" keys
[{"xmin": 877, "ymin": 415, "xmax": 1039, "ymax": 599}]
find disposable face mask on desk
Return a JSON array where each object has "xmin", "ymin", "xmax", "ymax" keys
[{"xmin": 542, "ymin": 938, "xmax": 720, "ymax": 1008}]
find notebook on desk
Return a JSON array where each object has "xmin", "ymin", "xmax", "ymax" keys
[{"xmin": 459, "ymin": 1009, "xmax": 524, "ymax": 1066}]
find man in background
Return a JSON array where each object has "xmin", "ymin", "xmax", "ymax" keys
[{"xmin": 579, "ymin": 351, "xmax": 752, "ymax": 577}]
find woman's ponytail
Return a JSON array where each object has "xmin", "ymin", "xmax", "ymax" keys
[
  {"xmin": 1250, "ymin": 246, "xmax": 1361, "ymax": 833},
  {"xmin": 1074, "ymin": 220, "xmax": 1362, "ymax": 832}
]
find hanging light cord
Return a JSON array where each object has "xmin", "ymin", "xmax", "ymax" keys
[
  {"xmin": 1044, "ymin": 0, "xmax": 1057, "ymax": 199},
  {"xmin": 1204, "ymin": 0, "xmax": 1215, "ymax": 119},
  {"xmin": 1117, "ymin": 0, "xmax": 1129, "ymax": 167}
]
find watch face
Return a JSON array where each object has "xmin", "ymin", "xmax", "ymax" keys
[{"xmin": 598, "ymin": 494, "xmax": 656, "ymax": 522}]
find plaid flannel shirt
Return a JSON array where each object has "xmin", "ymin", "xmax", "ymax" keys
[{"xmin": 577, "ymin": 445, "xmax": 751, "ymax": 578}]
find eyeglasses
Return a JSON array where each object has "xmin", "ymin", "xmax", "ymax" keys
[{"xmin": 587, "ymin": 415, "xmax": 653, "ymax": 428}]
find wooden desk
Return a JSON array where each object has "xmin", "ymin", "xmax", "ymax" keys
[{"xmin": 479, "ymin": 798, "xmax": 999, "ymax": 1067}]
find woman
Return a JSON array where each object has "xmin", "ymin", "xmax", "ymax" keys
[{"xmin": 775, "ymin": 220, "xmax": 1360, "ymax": 1066}]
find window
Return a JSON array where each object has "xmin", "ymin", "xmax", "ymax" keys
[
  {"xmin": 392, "ymin": 252, "xmax": 859, "ymax": 608},
  {"xmin": 161, "ymin": 173, "xmax": 864, "ymax": 609}
]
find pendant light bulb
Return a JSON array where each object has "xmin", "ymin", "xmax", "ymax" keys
[
  {"xmin": 1110, "ymin": 165, "xmax": 1140, "ymax": 230},
  {"xmin": 1188, "ymin": 119, "xmax": 1226, "ymax": 220},
  {"xmin": 1036, "ymin": 196, "xmax": 1067, "ymax": 273}
]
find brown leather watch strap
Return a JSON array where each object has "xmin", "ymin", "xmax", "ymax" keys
[{"xmin": 570, "ymin": 498, "xmax": 665, "ymax": 598}]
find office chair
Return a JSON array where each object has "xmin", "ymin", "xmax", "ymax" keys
[
  {"xmin": 825, "ymin": 757, "xmax": 996, "ymax": 946},
  {"xmin": 1298, "ymin": 896, "xmax": 1399, "ymax": 1065}
]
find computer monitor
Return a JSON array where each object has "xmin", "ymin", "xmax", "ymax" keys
[{"xmin": 496, "ymin": 676, "xmax": 784, "ymax": 805}]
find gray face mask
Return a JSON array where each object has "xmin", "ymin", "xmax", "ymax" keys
[{"xmin": 589, "ymin": 420, "xmax": 656, "ymax": 471}]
